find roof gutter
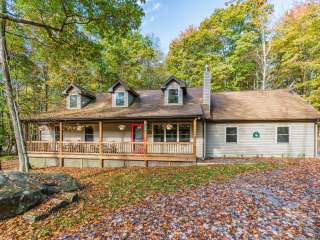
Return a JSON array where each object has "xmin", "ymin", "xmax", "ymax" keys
[{"xmin": 21, "ymin": 115, "xmax": 204, "ymax": 123}]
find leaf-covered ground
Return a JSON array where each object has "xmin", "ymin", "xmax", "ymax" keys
[
  {"xmin": 0, "ymin": 162, "xmax": 277, "ymax": 239},
  {"xmin": 58, "ymin": 159, "xmax": 319, "ymax": 240}
]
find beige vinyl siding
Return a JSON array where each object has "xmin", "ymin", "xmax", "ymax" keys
[
  {"xmin": 40, "ymin": 127, "xmax": 54, "ymax": 141},
  {"xmin": 42, "ymin": 123, "xmax": 131, "ymax": 142},
  {"xmin": 206, "ymin": 122, "xmax": 316, "ymax": 157},
  {"xmin": 196, "ymin": 120, "xmax": 204, "ymax": 159},
  {"xmin": 102, "ymin": 124, "xmax": 131, "ymax": 142}
]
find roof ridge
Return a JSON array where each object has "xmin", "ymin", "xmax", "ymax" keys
[{"xmin": 214, "ymin": 88, "xmax": 289, "ymax": 94}]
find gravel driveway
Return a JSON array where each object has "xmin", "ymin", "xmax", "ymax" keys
[{"xmin": 61, "ymin": 160, "xmax": 320, "ymax": 239}]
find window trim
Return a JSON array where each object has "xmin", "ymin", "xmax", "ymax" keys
[
  {"xmin": 84, "ymin": 126, "xmax": 94, "ymax": 142},
  {"xmin": 69, "ymin": 94, "xmax": 80, "ymax": 109},
  {"xmin": 54, "ymin": 126, "xmax": 60, "ymax": 141},
  {"xmin": 152, "ymin": 123, "xmax": 165, "ymax": 142},
  {"xmin": 152, "ymin": 122, "xmax": 192, "ymax": 143},
  {"xmin": 115, "ymin": 91, "xmax": 126, "ymax": 107},
  {"xmin": 167, "ymin": 88, "xmax": 180, "ymax": 105},
  {"xmin": 179, "ymin": 123, "xmax": 192, "ymax": 142},
  {"xmin": 276, "ymin": 126, "xmax": 290, "ymax": 144},
  {"xmin": 225, "ymin": 126, "xmax": 238, "ymax": 144}
]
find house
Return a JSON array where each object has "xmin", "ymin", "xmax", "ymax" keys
[{"xmin": 22, "ymin": 67, "xmax": 320, "ymax": 168}]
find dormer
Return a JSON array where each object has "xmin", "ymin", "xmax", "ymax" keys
[
  {"xmin": 63, "ymin": 84, "xmax": 96, "ymax": 110},
  {"xmin": 108, "ymin": 80, "xmax": 139, "ymax": 107},
  {"xmin": 161, "ymin": 76, "xmax": 187, "ymax": 105}
]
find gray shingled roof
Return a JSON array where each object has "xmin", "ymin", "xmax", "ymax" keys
[
  {"xmin": 22, "ymin": 88, "xmax": 320, "ymax": 122},
  {"xmin": 211, "ymin": 89, "xmax": 320, "ymax": 121}
]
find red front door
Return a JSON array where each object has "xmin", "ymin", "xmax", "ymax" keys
[{"xmin": 129, "ymin": 124, "xmax": 144, "ymax": 153}]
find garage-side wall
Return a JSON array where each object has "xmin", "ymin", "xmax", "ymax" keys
[
  {"xmin": 196, "ymin": 120, "xmax": 204, "ymax": 159},
  {"xmin": 206, "ymin": 122, "xmax": 316, "ymax": 157}
]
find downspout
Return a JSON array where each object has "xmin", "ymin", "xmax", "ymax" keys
[
  {"xmin": 315, "ymin": 122, "xmax": 318, "ymax": 158},
  {"xmin": 203, "ymin": 119, "xmax": 206, "ymax": 160}
]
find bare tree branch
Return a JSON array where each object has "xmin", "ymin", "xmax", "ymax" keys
[{"xmin": 0, "ymin": 12, "xmax": 62, "ymax": 32}]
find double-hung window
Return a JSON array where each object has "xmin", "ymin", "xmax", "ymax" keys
[
  {"xmin": 85, "ymin": 126, "xmax": 94, "ymax": 142},
  {"xmin": 179, "ymin": 124, "xmax": 191, "ymax": 142},
  {"xmin": 166, "ymin": 124, "xmax": 178, "ymax": 142},
  {"xmin": 54, "ymin": 126, "xmax": 60, "ymax": 141},
  {"xmin": 152, "ymin": 123, "xmax": 191, "ymax": 142},
  {"xmin": 168, "ymin": 89, "xmax": 179, "ymax": 104},
  {"xmin": 226, "ymin": 127, "xmax": 237, "ymax": 143},
  {"xmin": 277, "ymin": 127, "xmax": 289, "ymax": 143},
  {"xmin": 115, "ymin": 92, "xmax": 125, "ymax": 106},
  {"xmin": 69, "ymin": 95, "xmax": 79, "ymax": 109}
]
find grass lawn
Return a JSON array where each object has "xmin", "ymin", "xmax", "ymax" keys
[
  {"xmin": 0, "ymin": 162, "xmax": 281, "ymax": 239},
  {"xmin": 0, "ymin": 155, "xmax": 16, "ymax": 161}
]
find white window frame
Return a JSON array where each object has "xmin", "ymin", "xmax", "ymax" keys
[
  {"xmin": 276, "ymin": 126, "xmax": 290, "ymax": 144},
  {"xmin": 69, "ymin": 94, "xmax": 80, "ymax": 109},
  {"xmin": 54, "ymin": 126, "xmax": 60, "ymax": 141},
  {"xmin": 115, "ymin": 91, "xmax": 126, "ymax": 107},
  {"xmin": 225, "ymin": 126, "xmax": 238, "ymax": 144},
  {"xmin": 84, "ymin": 126, "xmax": 94, "ymax": 142},
  {"xmin": 167, "ymin": 88, "xmax": 180, "ymax": 105},
  {"xmin": 151, "ymin": 122, "xmax": 192, "ymax": 143}
]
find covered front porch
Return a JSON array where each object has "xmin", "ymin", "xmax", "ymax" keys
[{"xmin": 24, "ymin": 119, "xmax": 199, "ymax": 168}]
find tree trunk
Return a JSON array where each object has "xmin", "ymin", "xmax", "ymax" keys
[
  {"xmin": 0, "ymin": 0, "xmax": 28, "ymax": 172},
  {"xmin": 44, "ymin": 65, "xmax": 49, "ymax": 112},
  {"xmin": 261, "ymin": 22, "xmax": 267, "ymax": 90}
]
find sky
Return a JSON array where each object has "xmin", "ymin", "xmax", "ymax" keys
[{"xmin": 141, "ymin": 0, "xmax": 306, "ymax": 54}]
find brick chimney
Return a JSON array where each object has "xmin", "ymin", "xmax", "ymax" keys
[{"xmin": 203, "ymin": 64, "xmax": 211, "ymax": 111}]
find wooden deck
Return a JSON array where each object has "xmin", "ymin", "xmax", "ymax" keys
[{"xmin": 26, "ymin": 141, "xmax": 196, "ymax": 165}]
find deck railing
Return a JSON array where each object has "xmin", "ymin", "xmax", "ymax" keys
[
  {"xmin": 102, "ymin": 142, "xmax": 145, "ymax": 154},
  {"xmin": 62, "ymin": 142, "xmax": 100, "ymax": 154},
  {"xmin": 26, "ymin": 141, "xmax": 60, "ymax": 152},
  {"xmin": 147, "ymin": 142, "xmax": 193, "ymax": 155},
  {"xmin": 26, "ymin": 141, "xmax": 194, "ymax": 155}
]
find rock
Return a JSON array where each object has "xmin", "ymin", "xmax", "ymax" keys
[
  {"xmin": 7, "ymin": 171, "xmax": 27, "ymax": 182},
  {"xmin": 0, "ymin": 188, "xmax": 45, "ymax": 219},
  {"xmin": 28, "ymin": 173, "xmax": 81, "ymax": 194},
  {"xmin": 0, "ymin": 171, "xmax": 81, "ymax": 220},
  {"xmin": 0, "ymin": 174, "xmax": 7, "ymax": 186}
]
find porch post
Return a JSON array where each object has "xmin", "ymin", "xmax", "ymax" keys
[
  {"xmin": 24, "ymin": 122, "xmax": 29, "ymax": 141},
  {"xmin": 59, "ymin": 121, "xmax": 64, "ymax": 167},
  {"xmin": 144, "ymin": 120, "xmax": 148, "ymax": 167},
  {"xmin": 99, "ymin": 121, "xmax": 104, "ymax": 168},
  {"xmin": 193, "ymin": 118, "xmax": 197, "ymax": 160}
]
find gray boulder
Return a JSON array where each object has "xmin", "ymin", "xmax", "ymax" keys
[{"xmin": 0, "ymin": 171, "xmax": 81, "ymax": 220}]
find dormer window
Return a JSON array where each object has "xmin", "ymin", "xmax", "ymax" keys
[
  {"xmin": 161, "ymin": 76, "xmax": 187, "ymax": 106},
  {"xmin": 168, "ymin": 89, "xmax": 179, "ymax": 104},
  {"xmin": 69, "ymin": 95, "xmax": 79, "ymax": 109},
  {"xmin": 63, "ymin": 84, "xmax": 96, "ymax": 110},
  {"xmin": 115, "ymin": 92, "xmax": 125, "ymax": 106},
  {"xmin": 108, "ymin": 80, "xmax": 139, "ymax": 108}
]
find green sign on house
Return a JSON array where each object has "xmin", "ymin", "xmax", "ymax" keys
[{"xmin": 253, "ymin": 131, "xmax": 260, "ymax": 139}]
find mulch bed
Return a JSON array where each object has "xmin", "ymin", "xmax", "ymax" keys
[
  {"xmin": 0, "ymin": 159, "xmax": 18, "ymax": 170},
  {"xmin": 60, "ymin": 159, "xmax": 320, "ymax": 240}
]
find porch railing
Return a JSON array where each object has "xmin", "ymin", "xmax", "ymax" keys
[
  {"xmin": 26, "ymin": 141, "xmax": 194, "ymax": 155},
  {"xmin": 147, "ymin": 142, "xmax": 193, "ymax": 155},
  {"xmin": 26, "ymin": 141, "xmax": 60, "ymax": 152}
]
